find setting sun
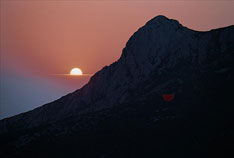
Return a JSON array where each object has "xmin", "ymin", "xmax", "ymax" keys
[{"xmin": 70, "ymin": 68, "xmax": 83, "ymax": 76}]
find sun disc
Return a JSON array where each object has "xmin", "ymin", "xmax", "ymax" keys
[{"xmin": 70, "ymin": 68, "xmax": 83, "ymax": 76}]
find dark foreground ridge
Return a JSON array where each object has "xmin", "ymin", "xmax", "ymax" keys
[{"xmin": 1, "ymin": 15, "xmax": 234, "ymax": 158}]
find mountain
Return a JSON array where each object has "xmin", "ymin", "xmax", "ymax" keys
[{"xmin": 1, "ymin": 15, "xmax": 234, "ymax": 158}]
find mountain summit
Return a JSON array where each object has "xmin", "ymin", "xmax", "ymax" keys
[{"xmin": 1, "ymin": 15, "xmax": 234, "ymax": 158}]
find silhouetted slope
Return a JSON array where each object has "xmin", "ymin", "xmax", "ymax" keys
[{"xmin": 0, "ymin": 15, "xmax": 234, "ymax": 158}]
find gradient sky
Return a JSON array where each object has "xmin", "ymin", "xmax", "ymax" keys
[{"xmin": 1, "ymin": 0, "xmax": 234, "ymax": 119}]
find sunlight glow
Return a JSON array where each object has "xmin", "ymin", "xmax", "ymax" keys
[{"xmin": 70, "ymin": 68, "xmax": 83, "ymax": 76}]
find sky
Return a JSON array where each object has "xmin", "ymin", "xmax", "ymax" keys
[{"xmin": 1, "ymin": 0, "xmax": 234, "ymax": 119}]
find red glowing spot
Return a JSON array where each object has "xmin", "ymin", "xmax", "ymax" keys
[{"xmin": 162, "ymin": 94, "xmax": 175, "ymax": 102}]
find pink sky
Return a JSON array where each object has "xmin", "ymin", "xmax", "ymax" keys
[
  {"xmin": 0, "ymin": 0, "xmax": 234, "ymax": 118},
  {"xmin": 1, "ymin": 1, "xmax": 234, "ymax": 76}
]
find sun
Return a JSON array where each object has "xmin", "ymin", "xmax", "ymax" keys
[{"xmin": 70, "ymin": 68, "xmax": 83, "ymax": 76}]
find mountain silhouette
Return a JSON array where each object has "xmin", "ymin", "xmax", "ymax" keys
[{"xmin": 1, "ymin": 15, "xmax": 234, "ymax": 158}]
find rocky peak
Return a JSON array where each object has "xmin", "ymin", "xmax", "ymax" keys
[
  {"xmin": 145, "ymin": 15, "xmax": 181, "ymax": 27},
  {"xmin": 78, "ymin": 16, "xmax": 234, "ymax": 112},
  {"xmin": 0, "ymin": 15, "xmax": 233, "ymax": 132},
  {"xmin": 1, "ymin": 15, "xmax": 234, "ymax": 158}
]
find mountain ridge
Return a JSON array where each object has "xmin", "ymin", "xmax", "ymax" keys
[
  {"xmin": 1, "ymin": 15, "xmax": 234, "ymax": 128},
  {"xmin": 1, "ymin": 15, "xmax": 234, "ymax": 158}
]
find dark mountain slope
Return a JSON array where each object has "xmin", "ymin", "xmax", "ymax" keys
[{"xmin": 0, "ymin": 15, "xmax": 234, "ymax": 158}]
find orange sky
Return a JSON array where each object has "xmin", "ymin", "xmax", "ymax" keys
[
  {"xmin": 0, "ymin": 0, "xmax": 234, "ymax": 119},
  {"xmin": 1, "ymin": 1, "xmax": 234, "ymax": 77}
]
